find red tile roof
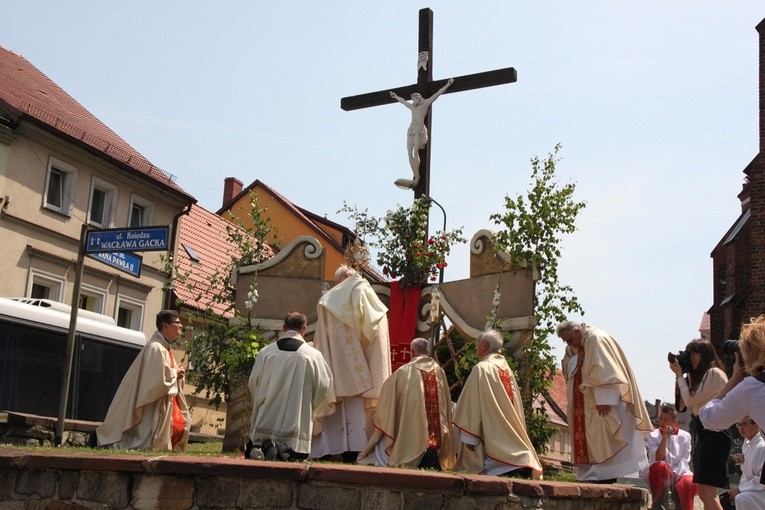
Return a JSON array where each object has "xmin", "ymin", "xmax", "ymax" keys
[
  {"xmin": 219, "ymin": 179, "xmax": 348, "ymax": 254},
  {"xmin": 220, "ymin": 179, "xmax": 386, "ymax": 283},
  {"xmin": 536, "ymin": 369, "xmax": 568, "ymax": 426},
  {"xmin": 175, "ymin": 204, "xmax": 272, "ymax": 317},
  {"xmin": 0, "ymin": 46, "xmax": 193, "ymax": 200}
]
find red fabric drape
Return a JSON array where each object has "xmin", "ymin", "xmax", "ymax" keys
[{"xmin": 388, "ymin": 280, "xmax": 421, "ymax": 371}]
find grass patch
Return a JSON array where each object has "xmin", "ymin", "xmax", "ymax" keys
[
  {"xmin": 0, "ymin": 442, "xmax": 235, "ymax": 457},
  {"xmin": 544, "ymin": 471, "xmax": 577, "ymax": 482}
]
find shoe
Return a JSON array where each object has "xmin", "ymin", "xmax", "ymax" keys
[
  {"xmin": 651, "ymin": 487, "xmax": 670, "ymax": 510},
  {"xmin": 245, "ymin": 439, "xmax": 265, "ymax": 460}
]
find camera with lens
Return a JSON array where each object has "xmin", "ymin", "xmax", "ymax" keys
[
  {"xmin": 722, "ymin": 339, "xmax": 740, "ymax": 355},
  {"xmin": 667, "ymin": 350, "xmax": 692, "ymax": 374}
]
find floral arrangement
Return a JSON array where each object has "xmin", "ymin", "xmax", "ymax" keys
[{"xmin": 341, "ymin": 197, "xmax": 465, "ymax": 288}]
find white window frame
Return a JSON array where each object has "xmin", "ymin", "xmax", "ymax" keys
[
  {"xmin": 115, "ymin": 295, "xmax": 145, "ymax": 331},
  {"xmin": 43, "ymin": 158, "xmax": 77, "ymax": 215},
  {"xmin": 78, "ymin": 284, "xmax": 106, "ymax": 314},
  {"xmin": 128, "ymin": 193, "xmax": 154, "ymax": 227},
  {"xmin": 87, "ymin": 177, "xmax": 118, "ymax": 228},
  {"xmin": 27, "ymin": 269, "xmax": 66, "ymax": 301}
]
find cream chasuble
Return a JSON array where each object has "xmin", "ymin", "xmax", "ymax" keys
[
  {"xmin": 567, "ymin": 325, "xmax": 652, "ymax": 480},
  {"xmin": 357, "ymin": 356, "xmax": 455, "ymax": 469},
  {"xmin": 96, "ymin": 332, "xmax": 190, "ymax": 451},
  {"xmin": 452, "ymin": 353, "xmax": 543, "ymax": 479},
  {"xmin": 248, "ymin": 331, "xmax": 333, "ymax": 454},
  {"xmin": 311, "ymin": 273, "xmax": 391, "ymax": 457},
  {"xmin": 313, "ymin": 273, "xmax": 391, "ymax": 403}
]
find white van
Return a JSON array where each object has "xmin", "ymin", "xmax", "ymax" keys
[{"xmin": 0, "ymin": 297, "xmax": 146, "ymax": 422}]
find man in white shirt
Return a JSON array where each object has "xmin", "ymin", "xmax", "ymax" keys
[
  {"xmin": 643, "ymin": 404, "xmax": 696, "ymax": 510},
  {"xmin": 727, "ymin": 417, "xmax": 765, "ymax": 510}
]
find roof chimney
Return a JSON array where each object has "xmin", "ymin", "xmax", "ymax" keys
[{"xmin": 222, "ymin": 177, "xmax": 243, "ymax": 208}]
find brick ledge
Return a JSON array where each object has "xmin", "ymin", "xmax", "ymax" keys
[{"xmin": 0, "ymin": 447, "xmax": 646, "ymax": 502}]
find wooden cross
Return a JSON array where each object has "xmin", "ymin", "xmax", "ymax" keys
[{"xmin": 341, "ymin": 7, "xmax": 517, "ymax": 199}]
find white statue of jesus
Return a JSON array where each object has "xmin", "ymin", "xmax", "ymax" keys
[{"xmin": 390, "ymin": 77, "xmax": 454, "ymax": 188}]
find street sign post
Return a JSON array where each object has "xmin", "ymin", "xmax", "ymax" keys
[
  {"xmin": 57, "ymin": 224, "xmax": 170, "ymax": 444},
  {"xmin": 85, "ymin": 226, "xmax": 169, "ymax": 253},
  {"xmin": 87, "ymin": 251, "xmax": 142, "ymax": 277}
]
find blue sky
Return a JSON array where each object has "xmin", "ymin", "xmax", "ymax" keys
[{"xmin": 4, "ymin": 2, "xmax": 764, "ymax": 403}]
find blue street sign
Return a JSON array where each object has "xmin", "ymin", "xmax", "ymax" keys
[
  {"xmin": 87, "ymin": 251, "xmax": 143, "ymax": 278},
  {"xmin": 85, "ymin": 226, "xmax": 169, "ymax": 253}
]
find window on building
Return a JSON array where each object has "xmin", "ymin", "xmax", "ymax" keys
[
  {"xmin": 30, "ymin": 283, "xmax": 50, "ymax": 299},
  {"xmin": 128, "ymin": 194, "xmax": 154, "ymax": 227},
  {"xmin": 116, "ymin": 296, "xmax": 144, "ymax": 331},
  {"xmin": 43, "ymin": 158, "xmax": 77, "ymax": 215},
  {"xmin": 88, "ymin": 178, "xmax": 117, "ymax": 228},
  {"xmin": 27, "ymin": 270, "xmax": 65, "ymax": 301},
  {"xmin": 130, "ymin": 203, "xmax": 144, "ymax": 227},
  {"xmin": 183, "ymin": 243, "xmax": 200, "ymax": 264},
  {"xmin": 79, "ymin": 286, "xmax": 106, "ymax": 314},
  {"xmin": 46, "ymin": 169, "xmax": 63, "ymax": 207}
]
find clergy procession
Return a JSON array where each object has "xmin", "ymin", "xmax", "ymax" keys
[{"xmin": 95, "ymin": 267, "xmax": 648, "ymax": 482}]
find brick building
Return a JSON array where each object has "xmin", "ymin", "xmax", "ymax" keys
[{"xmin": 709, "ymin": 18, "xmax": 765, "ymax": 347}]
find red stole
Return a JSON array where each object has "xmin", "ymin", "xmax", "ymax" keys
[
  {"xmin": 166, "ymin": 349, "xmax": 186, "ymax": 447},
  {"xmin": 420, "ymin": 369, "xmax": 442, "ymax": 449},
  {"xmin": 572, "ymin": 351, "xmax": 590, "ymax": 464},
  {"xmin": 498, "ymin": 368, "xmax": 514, "ymax": 404}
]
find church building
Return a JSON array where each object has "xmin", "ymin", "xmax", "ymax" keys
[{"xmin": 709, "ymin": 18, "xmax": 765, "ymax": 347}]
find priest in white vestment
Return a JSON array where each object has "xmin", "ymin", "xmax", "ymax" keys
[
  {"xmin": 452, "ymin": 330, "xmax": 543, "ymax": 479},
  {"xmin": 96, "ymin": 310, "xmax": 190, "ymax": 451},
  {"xmin": 248, "ymin": 312, "xmax": 332, "ymax": 460},
  {"xmin": 311, "ymin": 265, "xmax": 391, "ymax": 460},
  {"xmin": 357, "ymin": 337, "xmax": 454, "ymax": 469},
  {"xmin": 557, "ymin": 320, "xmax": 652, "ymax": 483}
]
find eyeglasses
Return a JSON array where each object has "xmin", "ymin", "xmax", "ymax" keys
[{"xmin": 736, "ymin": 421, "xmax": 755, "ymax": 428}]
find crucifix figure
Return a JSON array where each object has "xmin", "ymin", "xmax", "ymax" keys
[
  {"xmin": 341, "ymin": 7, "xmax": 518, "ymax": 199},
  {"xmin": 389, "ymin": 77, "xmax": 454, "ymax": 189}
]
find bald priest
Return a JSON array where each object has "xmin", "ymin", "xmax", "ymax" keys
[{"xmin": 357, "ymin": 337, "xmax": 455, "ymax": 469}]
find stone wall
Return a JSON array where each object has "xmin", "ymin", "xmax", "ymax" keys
[{"xmin": 0, "ymin": 448, "xmax": 648, "ymax": 510}]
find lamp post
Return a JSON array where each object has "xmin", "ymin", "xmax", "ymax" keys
[
  {"xmin": 396, "ymin": 182, "xmax": 449, "ymax": 354},
  {"xmin": 426, "ymin": 196, "xmax": 447, "ymax": 355},
  {"xmin": 427, "ymin": 196, "xmax": 447, "ymax": 285},
  {"xmin": 393, "ymin": 181, "xmax": 447, "ymax": 283}
]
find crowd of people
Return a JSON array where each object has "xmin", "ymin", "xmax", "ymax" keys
[
  {"xmin": 93, "ymin": 268, "xmax": 765, "ymax": 509},
  {"xmin": 646, "ymin": 321, "xmax": 765, "ymax": 510}
]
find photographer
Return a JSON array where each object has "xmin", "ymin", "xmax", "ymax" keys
[
  {"xmin": 699, "ymin": 315, "xmax": 765, "ymax": 502},
  {"xmin": 669, "ymin": 339, "xmax": 730, "ymax": 510},
  {"xmin": 643, "ymin": 404, "xmax": 697, "ymax": 510}
]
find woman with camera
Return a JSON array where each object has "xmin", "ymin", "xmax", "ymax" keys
[
  {"xmin": 670, "ymin": 339, "xmax": 730, "ymax": 510},
  {"xmin": 700, "ymin": 316, "xmax": 765, "ymax": 510}
]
